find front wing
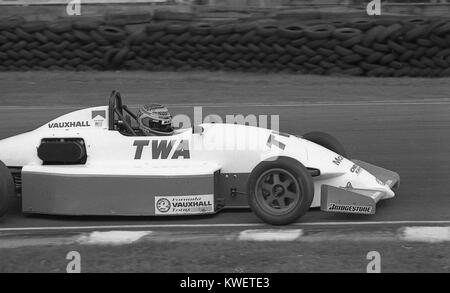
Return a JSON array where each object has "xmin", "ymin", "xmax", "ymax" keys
[{"xmin": 320, "ymin": 160, "xmax": 400, "ymax": 215}]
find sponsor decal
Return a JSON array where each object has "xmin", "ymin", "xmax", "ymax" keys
[
  {"xmin": 350, "ymin": 164, "xmax": 362, "ymax": 175},
  {"xmin": 154, "ymin": 194, "xmax": 214, "ymax": 215},
  {"xmin": 156, "ymin": 198, "xmax": 171, "ymax": 213},
  {"xmin": 48, "ymin": 121, "xmax": 90, "ymax": 128},
  {"xmin": 266, "ymin": 133, "xmax": 286, "ymax": 150},
  {"xmin": 376, "ymin": 178, "xmax": 386, "ymax": 186},
  {"xmin": 133, "ymin": 139, "xmax": 190, "ymax": 160},
  {"xmin": 332, "ymin": 155, "xmax": 344, "ymax": 166},
  {"xmin": 328, "ymin": 203, "xmax": 372, "ymax": 214},
  {"xmin": 92, "ymin": 110, "xmax": 106, "ymax": 127}
]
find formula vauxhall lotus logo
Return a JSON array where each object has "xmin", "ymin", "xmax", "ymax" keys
[{"xmin": 156, "ymin": 198, "xmax": 171, "ymax": 213}]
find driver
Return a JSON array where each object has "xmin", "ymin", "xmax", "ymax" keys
[{"xmin": 137, "ymin": 104, "xmax": 174, "ymax": 136}]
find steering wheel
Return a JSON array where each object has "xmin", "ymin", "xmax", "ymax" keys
[{"xmin": 108, "ymin": 90, "xmax": 136, "ymax": 135}]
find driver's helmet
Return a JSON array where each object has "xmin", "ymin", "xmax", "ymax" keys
[{"xmin": 137, "ymin": 104, "xmax": 174, "ymax": 136}]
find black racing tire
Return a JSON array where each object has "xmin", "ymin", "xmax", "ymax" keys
[
  {"xmin": 307, "ymin": 39, "xmax": 327, "ymax": 49},
  {"xmin": 148, "ymin": 31, "xmax": 167, "ymax": 43},
  {"xmin": 380, "ymin": 53, "xmax": 396, "ymax": 65},
  {"xmin": 0, "ymin": 16, "xmax": 25, "ymax": 30},
  {"xmin": 291, "ymin": 37, "xmax": 307, "ymax": 47},
  {"xmin": 234, "ymin": 22, "xmax": 256, "ymax": 34},
  {"xmin": 302, "ymin": 131, "xmax": 347, "ymax": 157},
  {"xmin": 327, "ymin": 19, "xmax": 347, "ymax": 28},
  {"xmin": 146, "ymin": 22, "xmax": 168, "ymax": 33},
  {"xmin": 332, "ymin": 27, "xmax": 362, "ymax": 40},
  {"xmin": 112, "ymin": 47, "xmax": 129, "ymax": 66},
  {"xmin": 286, "ymin": 44, "xmax": 301, "ymax": 55},
  {"xmin": 73, "ymin": 30, "xmax": 92, "ymax": 43},
  {"xmin": 366, "ymin": 51, "xmax": 384, "ymax": 63},
  {"xmin": 372, "ymin": 43, "xmax": 389, "ymax": 52},
  {"xmin": 198, "ymin": 34, "xmax": 214, "ymax": 46},
  {"xmin": 0, "ymin": 34, "xmax": 8, "ymax": 44},
  {"xmin": 402, "ymin": 17, "xmax": 428, "ymax": 26},
  {"xmin": 348, "ymin": 18, "xmax": 373, "ymax": 30},
  {"xmin": 211, "ymin": 24, "xmax": 234, "ymax": 35},
  {"xmin": 387, "ymin": 40, "xmax": 406, "ymax": 54},
  {"xmin": 340, "ymin": 35, "xmax": 362, "ymax": 48},
  {"xmin": 256, "ymin": 24, "xmax": 278, "ymax": 37},
  {"xmin": 342, "ymin": 53, "xmax": 363, "ymax": 63},
  {"xmin": 47, "ymin": 20, "xmax": 73, "ymax": 33},
  {"xmin": 362, "ymin": 25, "xmax": 385, "ymax": 47},
  {"xmin": 300, "ymin": 45, "xmax": 315, "ymax": 57},
  {"xmin": 0, "ymin": 161, "xmax": 15, "ymax": 218},
  {"xmin": 98, "ymin": 26, "xmax": 127, "ymax": 41},
  {"xmin": 404, "ymin": 25, "xmax": 426, "ymax": 41},
  {"xmin": 34, "ymin": 32, "xmax": 49, "ymax": 43},
  {"xmin": 399, "ymin": 50, "xmax": 414, "ymax": 62},
  {"xmin": 352, "ymin": 44, "xmax": 374, "ymax": 56},
  {"xmin": 20, "ymin": 20, "xmax": 48, "ymax": 33},
  {"xmin": 1, "ymin": 31, "xmax": 18, "ymax": 42},
  {"xmin": 247, "ymin": 157, "xmax": 314, "ymax": 225},
  {"xmin": 376, "ymin": 23, "xmax": 402, "ymax": 42},
  {"xmin": 434, "ymin": 21, "xmax": 450, "ymax": 36},
  {"xmin": 304, "ymin": 24, "xmax": 335, "ymax": 40},
  {"xmin": 73, "ymin": 18, "xmax": 103, "ymax": 30},
  {"xmin": 166, "ymin": 23, "xmax": 188, "ymax": 34},
  {"xmin": 14, "ymin": 27, "xmax": 34, "ymax": 42},
  {"xmin": 189, "ymin": 23, "xmax": 211, "ymax": 35},
  {"xmin": 430, "ymin": 34, "xmax": 447, "ymax": 47},
  {"xmin": 335, "ymin": 45, "xmax": 353, "ymax": 56},
  {"xmin": 278, "ymin": 24, "xmax": 304, "ymax": 39},
  {"xmin": 43, "ymin": 29, "xmax": 63, "ymax": 43}
]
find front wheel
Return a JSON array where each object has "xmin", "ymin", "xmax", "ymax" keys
[
  {"xmin": 247, "ymin": 157, "xmax": 314, "ymax": 225},
  {"xmin": 0, "ymin": 161, "xmax": 15, "ymax": 218}
]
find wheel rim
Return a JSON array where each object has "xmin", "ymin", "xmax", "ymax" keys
[{"xmin": 255, "ymin": 168, "xmax": 301, "ymax": 215}]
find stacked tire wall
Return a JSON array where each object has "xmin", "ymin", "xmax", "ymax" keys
[{"xmin": 1, "ymin": 15, "xmax": 450, "ymax": 76}]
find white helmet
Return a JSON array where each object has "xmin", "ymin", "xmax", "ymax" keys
[{"xmin": 137, "ymin": 104, "xmax": 174, "ymax": 136}]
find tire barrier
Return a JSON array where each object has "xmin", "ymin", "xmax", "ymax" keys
[{"xmin": 1, "ymin": 15, "xmax": 450, "ymax": 76}]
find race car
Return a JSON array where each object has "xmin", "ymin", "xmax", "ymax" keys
[{"xmin": 0, "ymin": 91, "xmax": 400, "ymax": 225}]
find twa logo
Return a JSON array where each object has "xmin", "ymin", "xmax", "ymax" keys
[{"xmin": 133, "ymin": 139, "xmax": 190, "ymax": 160}]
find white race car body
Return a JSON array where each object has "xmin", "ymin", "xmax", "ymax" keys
[{"xmin": 0, "ymin": 95, "xmax": 399, "ymax": 221}]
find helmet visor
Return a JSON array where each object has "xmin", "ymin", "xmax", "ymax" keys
[{"xmin": 141, "ymin": 117, "xmax": 172, "ymax": 132}]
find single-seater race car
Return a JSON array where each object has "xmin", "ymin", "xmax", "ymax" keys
[{"xmin": 0, "ymin": 91, "xmax": 399, "ymax": 225}]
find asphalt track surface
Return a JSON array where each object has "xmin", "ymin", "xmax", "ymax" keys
[{"xmin": 0, "ymin": 72, "xmax": 449, "ymax": 231}]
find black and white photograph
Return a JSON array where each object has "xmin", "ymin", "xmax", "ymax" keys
[{"xmin": 0, "ymin": 0, "xmax": 449, "ymax": 279}]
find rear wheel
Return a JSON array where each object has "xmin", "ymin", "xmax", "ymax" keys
[
  {"xmin": 302, "ymin": 131, "xmax": 347, "ymax": 157},
  {"xmin": 0, "ymin": 161, "xmax": 15, "ymax": 218},
  {"xmin": 247, "ymin": 157, "xmax": 314, "ymax": 225}
]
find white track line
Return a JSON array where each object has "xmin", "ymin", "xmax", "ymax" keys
[
  {"xmin": 2, "ymin": 220, "xmax": 450, "ymax": 232},
  {"xmin": 1, "ymin": 100, "xmax": 450, "ymax": 111},
  {"xmin": 400, "ymin": 226, "xmax": 450, "ymax": 243},
  {"xmin": 238, "ymin": 229, "xmax": 303, "ymax": 241},
  {"xmin": 77, "ymin": 231, "xmax": 152, "ymax": 245}
]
